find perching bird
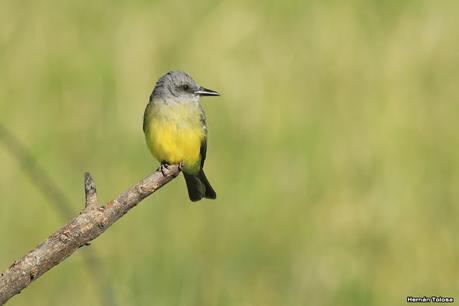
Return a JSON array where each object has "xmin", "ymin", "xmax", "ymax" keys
[{"xmin": 143, "ymin": 71, "xmax": 219, "ymax": 202}]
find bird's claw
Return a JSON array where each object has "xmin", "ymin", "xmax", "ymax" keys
[
  {"xmin": 159, "ymin": 162, "xmax": 184, "ymax": 176},
  {"xmin": 159, "ymin": 163, "xmax": 170, "ymax": 176}
]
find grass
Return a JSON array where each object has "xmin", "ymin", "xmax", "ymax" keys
[{"xmin": 1, "ymin": 0, "xmax": 459, "ymax": 305}]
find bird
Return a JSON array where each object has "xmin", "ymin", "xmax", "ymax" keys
[{"xmin": 143, "ymin": 71, "xmax": 220, "ymax": 202}]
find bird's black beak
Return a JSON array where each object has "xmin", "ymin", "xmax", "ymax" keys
[{"xmin": 195, "ymin": 87, "xmax": 220, "ymax": 96}]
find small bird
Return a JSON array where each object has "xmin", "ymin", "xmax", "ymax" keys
[{"xmin": 143, "ymin": 71, "xmax": 220, "ymax": 202}]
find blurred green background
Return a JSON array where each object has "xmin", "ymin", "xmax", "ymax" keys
[{"xmin": 1, "ymin": 0, "xmax": 459, "ymax": 305}]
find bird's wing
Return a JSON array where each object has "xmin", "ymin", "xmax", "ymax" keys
[
  {"xmin": 200, "ymin": 137, "xmax": 207, "ymax": 168},
  {"xmin": 143, "ymin": 102, "xmax": 151, "ymax": 133},
  {"xmin": 200, "ymin": 108, "xmax": 208, "ymax": 167}
]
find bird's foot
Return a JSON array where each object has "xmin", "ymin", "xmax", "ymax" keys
[{"xmin": 159, "ymin": 162, "xmax": 170, "ymax": 176}]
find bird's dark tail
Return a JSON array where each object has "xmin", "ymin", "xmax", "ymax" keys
[{"xmin": 183, "ymin": 169, "xmax": 216, "ymax": 202}]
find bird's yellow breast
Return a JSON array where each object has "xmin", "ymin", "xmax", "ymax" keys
[{"xmin": 144, "ymin": 101, "xmax": 205, "ymax": 174}]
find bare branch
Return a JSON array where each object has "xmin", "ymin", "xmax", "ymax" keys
[
  {"xmin": 0, "ymin": 123, "xmax": 117, "ymax": 306},
  {"xmin": 84, "ymin": 172, "xmax": 98, "ymax": 208},
  {"xmin": 0, "ymin": 165, "xmax": 181, "ymax": 305}
]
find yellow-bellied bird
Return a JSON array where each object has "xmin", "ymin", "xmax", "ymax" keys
[{"xmin": 143, "ymin": 71, "xmax": 219, "ymax": 202}]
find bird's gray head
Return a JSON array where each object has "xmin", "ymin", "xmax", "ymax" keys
[{"xmin": 151, "ymin": 71, "xmax": 219, "ymax": 103}]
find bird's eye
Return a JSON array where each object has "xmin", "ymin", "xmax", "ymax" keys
[{"xmin": 182, "ymin": 84, "xmax": 189, "ymax": 91}]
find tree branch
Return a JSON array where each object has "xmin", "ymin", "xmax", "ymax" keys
[
  {"xmin": 0, "ymin": 165, "xmax": 181, "ymax": 305},
  {"xmin": 0, "ymin": 123, "xmax": 117, "ymax": 306}
]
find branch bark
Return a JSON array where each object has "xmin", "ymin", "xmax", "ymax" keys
[{"xmin": 0, "ymin": 165, "xmax": 181, "ymax": 305}]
